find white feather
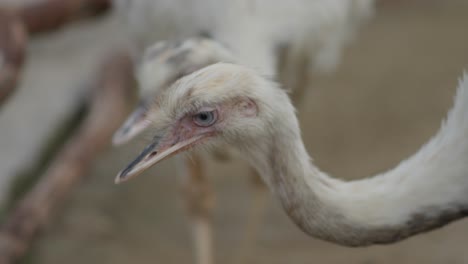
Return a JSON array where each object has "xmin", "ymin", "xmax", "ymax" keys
[{"xmin": 113, "ymin": 0, "xmax": 374, "ymax": 75}]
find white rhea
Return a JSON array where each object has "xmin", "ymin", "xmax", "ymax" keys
[
  {"xmin": 116, "ymin": 63, "xmax": 468, "ymax": 246},
  {"xmin": 113, "ymin": 0, "xmax": 374, "ymax": 76},
  {"xmin": 112, "ymin": 1, "xmax": 374, "ymax": 260},
  {"xmin": 111, "ymin": 1, "xmax": 373, "ymax": 260}
]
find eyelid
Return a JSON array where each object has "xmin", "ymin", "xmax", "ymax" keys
[{"xmin": 197, "ymin": 106, "xmax": 216, "ymax": 113}]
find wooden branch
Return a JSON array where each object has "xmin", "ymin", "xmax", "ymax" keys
[
  {"xmin": 0, "ymin": 0, "xmax": 111, "ymax": 108},
  {"xmin": 0, "ymin": 9, "xmax": 27, "ymax": 107},
  {"xmin": 7, "ymin": 100, "xmax": 88, "ymax": 209},
  {"xmin": 18, "ymin": 0, "xmax": 111, "ymax": 34},
  {"xmin": 0, "ymin": 51, "xmax": 135, "ymax": 264}
]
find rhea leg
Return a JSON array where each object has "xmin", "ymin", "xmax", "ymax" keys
[{"xmin": 177, "ymin": 154, "xmax": 215, "ymax": 264}]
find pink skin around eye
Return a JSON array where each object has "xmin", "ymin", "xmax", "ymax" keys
[
  {"xmin": 156, "ymin": 108, "xmax": 219, "ymax": 151},
  {"xmin": 156, "ymin": 99, "xmax": 257, "ymax": 151}
]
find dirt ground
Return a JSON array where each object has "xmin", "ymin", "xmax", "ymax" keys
[{"xmin": 20, "ymin": 1, "xmax": 468, "ymax": 263}]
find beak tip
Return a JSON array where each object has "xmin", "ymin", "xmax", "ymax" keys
[
  {"xmin": 114, "ymin": 171, "xmax": 126, "ymax": 184},
  {"xmin": 112, "ymin": 134, "xmax": 126, "ymax": 146}
]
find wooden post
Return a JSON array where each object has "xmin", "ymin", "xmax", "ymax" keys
[
  {"xmin": 18, "ymin": 0, "xmax": 111, "ymax": 34},
  {"xmin": 0, "ymin": 51, "xmax": 135, "ymax": 264},
  {"xmin": 0, "ymin": 0, "xmax": 112, "ymax": 108},
  {"xmin": 0, "ymin": 9, "xmax": 27, "ymax": 107}
]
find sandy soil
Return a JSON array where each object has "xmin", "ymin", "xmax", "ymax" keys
[{"xmin": 13, "ymin": 1, "xmax": 468, "ymax": 263}]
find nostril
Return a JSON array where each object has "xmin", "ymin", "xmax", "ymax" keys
[{"xmin": 147, "ymin": 151, "xmax": 157, "ymax": 159}]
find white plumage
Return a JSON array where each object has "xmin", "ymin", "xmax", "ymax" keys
[
  {"xmin": 117, "ymin": 63, "xmax": 468, "ymax": 246},
  {"xmin": 114, "ymin": 0, "xmax": 373, "ymax": 75}
]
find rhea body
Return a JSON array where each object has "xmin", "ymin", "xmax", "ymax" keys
[
  {"xmin": 117, "ymin": 63, "xmax": 468, "ymax": 246},
  {"xmin": 114, "ymin": 0, "xmax": 373, "ymax": 76}
]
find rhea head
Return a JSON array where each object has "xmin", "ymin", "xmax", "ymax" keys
[
  {"xmin": 112, "ymin": 37, "xmax": 235, "ymax": 146},
  {"xmin": 115, "ymin": 63, "xmax": 294, "ymax": 183}
]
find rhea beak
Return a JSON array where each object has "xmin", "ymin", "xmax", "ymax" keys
[
  {"xmin": 115, "ymin": 133, "xmax": 205, "ymax": 184},
  {"xmin": 112, "ymin": 101, "xmax": 151, "ymax": 146}
]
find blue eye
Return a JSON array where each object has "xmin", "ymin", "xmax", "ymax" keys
[{"xmin": 193, "ymin": 111, "xmax": 217, "ymax": 127}]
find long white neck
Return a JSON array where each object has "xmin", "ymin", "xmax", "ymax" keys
[{"xmin": 249, "ymin": 76, "xmax": 468, "ymax": 246}]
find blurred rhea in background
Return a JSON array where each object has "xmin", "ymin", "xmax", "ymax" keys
[{"xmin": 0, "ymin": 0, "xmax": 467, "ymax": 264}]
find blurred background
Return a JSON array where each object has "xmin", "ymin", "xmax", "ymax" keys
[{"xmin": 1, "ymin": 0, "xmax": 468, "ymax": 263}]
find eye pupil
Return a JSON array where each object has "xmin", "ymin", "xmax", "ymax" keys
[
  {"xmin": 193, "ymin": 110, "xmax": 217, "ymax": 127},
  {"xmin": 199, "ymin": 113, "xmax": 208, "ymax": 120}
]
